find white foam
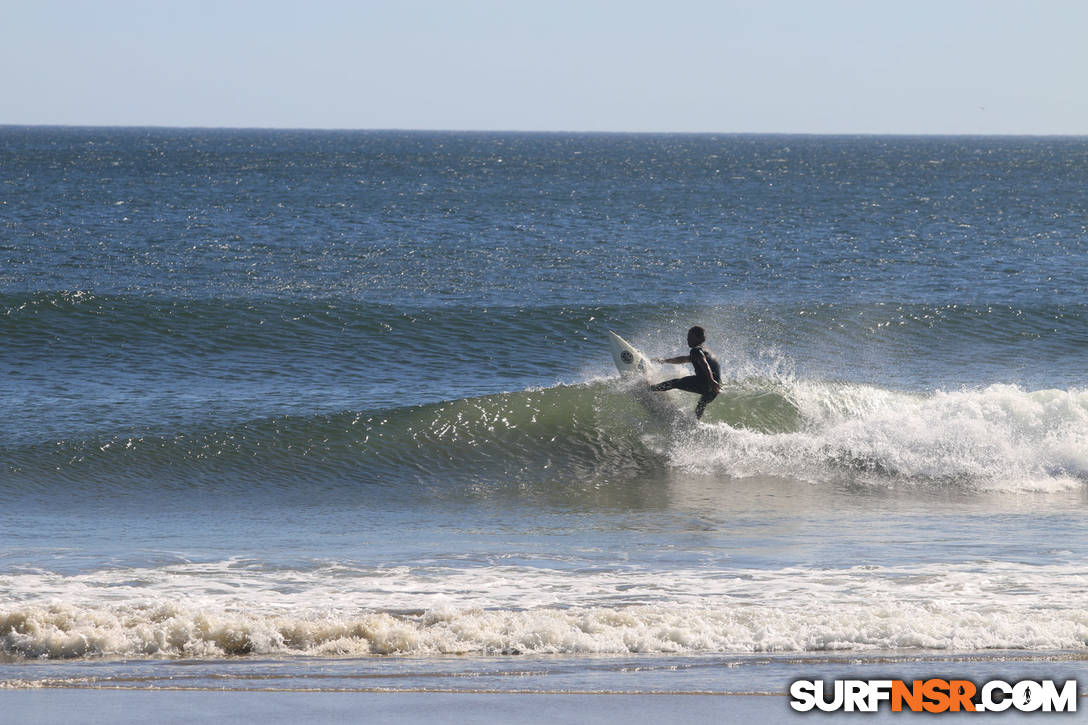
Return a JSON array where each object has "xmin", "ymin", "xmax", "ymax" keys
[
  {"xmin": 671, "ymin": 383, "xmax": 1088, "ymax": 491},
  {"xmin": 3, "ymin": 560, "xmax": 1086, "ymax": 659}
]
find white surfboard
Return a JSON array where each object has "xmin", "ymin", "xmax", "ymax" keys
[
  {"xmin": 608, "ymin": 331, "xmax": 686, "ymax": 423},
  {"xmin": 608, "ymin": 330, "xmax": 654, "ymax": 377}
]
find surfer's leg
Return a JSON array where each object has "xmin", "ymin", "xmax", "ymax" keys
[
  {"xmin": 648, "ymin": 374, "xmax": 709, "ymax": 415},
  {"xmin": 694, "ymin": 390, "xmax": 718, "ymax": 419},
  {"xmin": 651, "ymin": 376, "xmax": 702, "ymax": 394},
  {"xmin": 652, "ymin": 374, "xmax": 696, "ymax": 391},
  {"xmin": 675, "ymin": 377, "xmax": 703, "ymax": 394},
  {"xmin": 653, "ymin": 377, "xmax": 716, "ymax": 417},
  {"xmin": 670, "ymin": 374, "xmax": 705, "ymax": 391}
]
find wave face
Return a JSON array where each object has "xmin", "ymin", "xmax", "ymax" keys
[
  {"xmin": 2, "ymin": 292, "xmax": 1086, "ymax": 497},
  {"xmin": 4, "ymin": 292, "xmax": 1087, "ymax": 495},
  {"xmin": 5, "ymin": 375, "xmax": 1086, "ymax": 497}
]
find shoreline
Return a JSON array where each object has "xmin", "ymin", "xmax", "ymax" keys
[
  {"xmin": 0, "ymin": 691, "xmax": 845, "ymax": 725},
  {"xmin": 11, "ymin": 689, "xmax": 1081, "ymax": 724}
]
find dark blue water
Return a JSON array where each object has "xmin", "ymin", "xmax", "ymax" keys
[
  {"xmin": 1, "ymin": 128, "xmax": 1086, "ymax": 690},
  {"xmin": 4, "ymin": 129, "xmax": 1085, "ymax": 305}
]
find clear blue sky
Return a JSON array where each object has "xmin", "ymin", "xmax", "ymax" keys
[{"xmin": 4, "ymin": 0, "xmax": 1086, "ymax": 134}]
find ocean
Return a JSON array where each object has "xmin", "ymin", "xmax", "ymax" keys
[{"xmin": 1, "ymin": 127, "xmax": 1087, "ymax": 707}]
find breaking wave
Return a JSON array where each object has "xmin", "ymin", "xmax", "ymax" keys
[
  {"xmin": 5, "ymin": 377, "xmax": 1086, "ymax": 494},
  {"xmin": 3, "ymin": 561, "xmax": 1086, "ymax": 660}
]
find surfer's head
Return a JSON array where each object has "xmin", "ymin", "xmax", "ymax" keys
[{"xmin": 687, "ymin": 325, "xmax": 706, "ymax": 347}]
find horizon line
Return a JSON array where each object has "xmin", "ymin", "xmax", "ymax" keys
[{"xmin": 2, "ymin": 123, "xmax": 1086, "ymax": 139}]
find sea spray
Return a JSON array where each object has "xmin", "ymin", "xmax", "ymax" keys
[{"xmin": 667, "ymin": 383, "xmax": 1088, "ymax": 491}]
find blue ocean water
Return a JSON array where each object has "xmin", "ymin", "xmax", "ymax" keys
[{"xmin": 1, "ymin": 128, "xmax": 1087, "ymax": 694}]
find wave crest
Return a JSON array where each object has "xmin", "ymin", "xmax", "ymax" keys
[
  {"xmin": 670, "ymin": 383, "xmax": 1088, "ymax": 491},
  {"xmin": 5, "ymin": 597, "xmax": 1087, "ymax": 660}
]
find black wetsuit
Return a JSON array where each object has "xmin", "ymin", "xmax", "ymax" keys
[{"xmin": 651, "ymin": 345, "xmax": 721, "ymax": 418}]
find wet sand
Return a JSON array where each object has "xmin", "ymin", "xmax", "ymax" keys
[{"xmin": 5, "ymin": 690, "xmax": 1048, "ymax": 724}]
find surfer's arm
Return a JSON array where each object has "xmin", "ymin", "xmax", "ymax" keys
[{"xmin": 653, "ymin": 355, "xmax": 690, "ymax": 365}]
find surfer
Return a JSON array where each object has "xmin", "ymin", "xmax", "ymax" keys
[{"xmin": 650, "ymin": 325, "xmax": 722, "ymax": 419}]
